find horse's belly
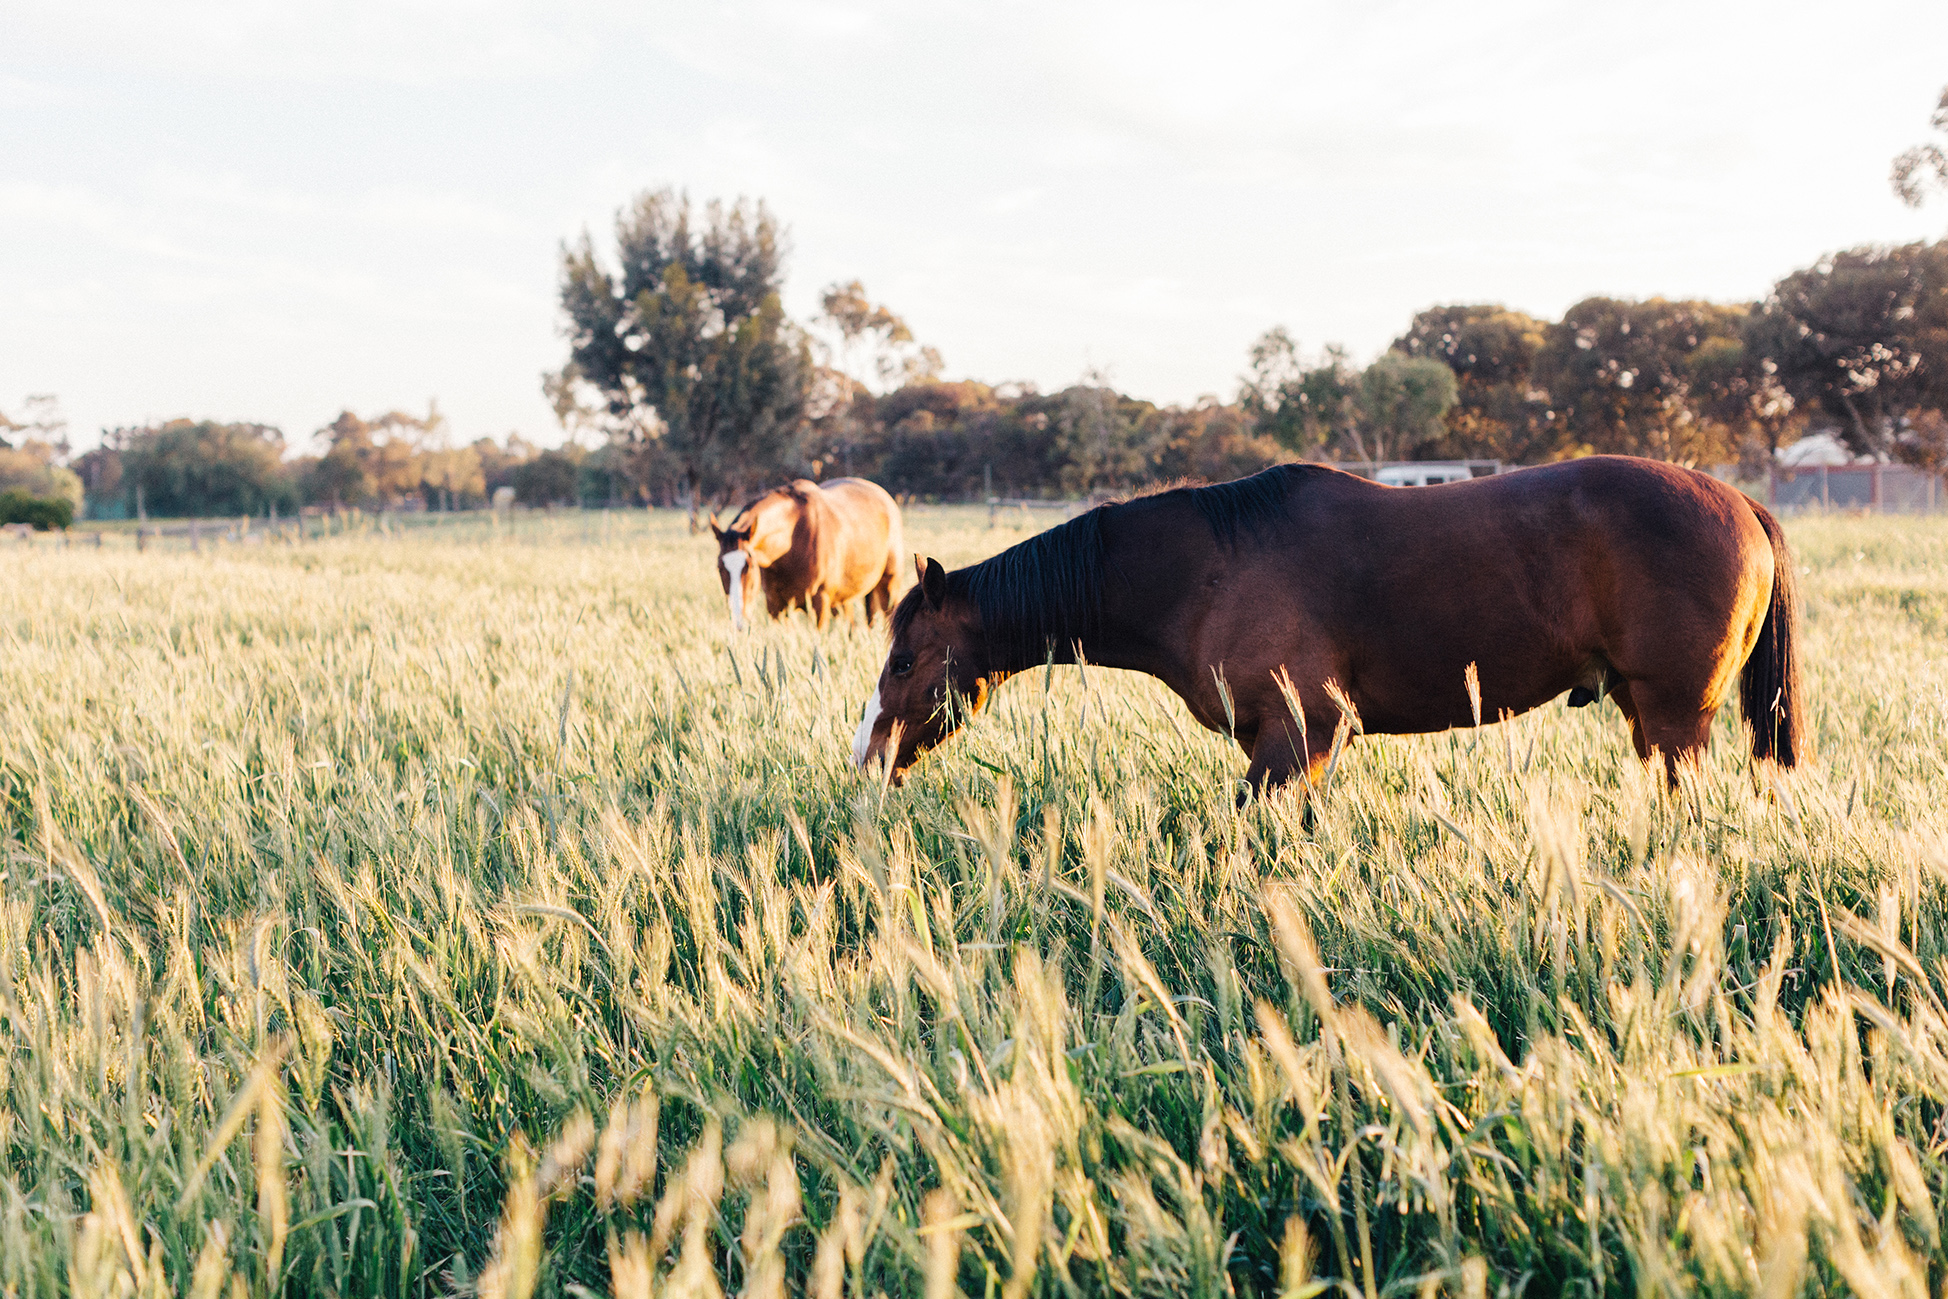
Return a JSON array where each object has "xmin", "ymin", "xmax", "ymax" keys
[
  {"xmin": 1336, "ymin": 602, "xmax": 1599, "ymax": 735},
  {"xmin": 821, "ymin": 549, "xmax": 886, "ymax": 600},
  {"xmin": 1358, "ymin": 654, "xmax": 1593, "ymax": 735}
]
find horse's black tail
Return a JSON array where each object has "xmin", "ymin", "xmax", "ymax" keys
[{"xmin": 1741, "ymin": 501, "xmax": 1809, "ymax": 767}]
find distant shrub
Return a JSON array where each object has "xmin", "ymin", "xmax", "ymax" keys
[
  {"xmin": 0, "ymin": 446, "xmax": 84, "ymax": 513},
  {"xmin": 0, "ymin": 489, "xmax": 75, "ymax": 530},
  {"xmin": 510, "ymin": 447, "xmax": 585, "ymax": 506}
]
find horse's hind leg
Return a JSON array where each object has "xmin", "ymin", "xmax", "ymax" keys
[
  {"xmin": 1610, "ymin": 677, "xmax": 1714, "ymax": 784},
  {"xmin": 1244, "ymin": 719, "xmax": 1331, "ymax": 796},
  {"xmin": 1607, "ymin": 679, "xmax": 1650, "ymax": 763}
]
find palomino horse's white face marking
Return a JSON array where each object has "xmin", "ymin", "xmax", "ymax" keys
[
  {"xmin": 852, "ymin": 686, "xmax": 882, "ymax": 768},
  {"xmin": 720, "ymin": 550, "xmax": 750, "ymax": 631}
]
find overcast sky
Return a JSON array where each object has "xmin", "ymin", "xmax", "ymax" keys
[{"xmin": 6, "ymin": 1, "xmax": 1948, "ymax": 452}]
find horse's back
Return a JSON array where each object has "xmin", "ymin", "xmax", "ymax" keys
[
  {"xmin": 819, "ymin": 476, "xmax": 897, "ymax": 514},
  {"xmin": 1348, "ymin": 456, "xmax": 1769, "ymax": 605},
  {"xmin": 1491, "ymin": 454, "xmax": 1754, "ymax": 522},
  {"xmin": 1472, "ymin": 457, "xmax": 1771, "ymax": 590},
  {"xmin": 1336, "ymin": 456, "xmax": 1764, "ymax": 568}
]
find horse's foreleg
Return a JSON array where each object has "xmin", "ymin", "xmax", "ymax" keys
[{"xmin": 811, "ymin": 591, "xmax": 832, "ymax": 629}]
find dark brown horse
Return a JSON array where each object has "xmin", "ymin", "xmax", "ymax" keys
[
  {"xmin": 853, "ymin": 457, "xmax": 1807, "ymax": 788},
  {"xmin": 711, "ymin": 478, "xmax": 904, "ymax": 631}
]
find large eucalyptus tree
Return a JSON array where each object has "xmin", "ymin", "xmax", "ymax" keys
[{"xmin": 554, "ymin": 189, "xmax": 811, "ymax": 506}]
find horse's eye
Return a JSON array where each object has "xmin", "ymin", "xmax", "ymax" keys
[{"xmin": 890, "ymin": 654, "xmax": 915, "ymax": 678}]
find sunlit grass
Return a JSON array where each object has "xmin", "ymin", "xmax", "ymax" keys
[{"xmin": 3, "ymin": 507, "xmax": 1948, "ymax": 1297}]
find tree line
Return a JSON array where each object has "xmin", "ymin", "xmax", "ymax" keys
[
  {"xmin": 48, "ymin": 407, "xmax": 608, "ymax": 521},
  {"xmin": 552, "ymin": 190, "xmax": 1948, "ymax": 506},
  {"xmin": 544, "ymin": 100, "xmax": 1948, "ymax": 500}
]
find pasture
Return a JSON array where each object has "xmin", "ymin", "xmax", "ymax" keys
[{"xmin": 3, "ymin": 506, "xmax": 1948, "ymax": 1298}]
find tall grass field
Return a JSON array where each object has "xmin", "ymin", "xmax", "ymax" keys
[{"xmin": 4, "ymin": 506, "xmax": 1948, "ymax": 1298}]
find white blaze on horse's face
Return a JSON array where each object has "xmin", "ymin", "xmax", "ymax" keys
[
  {"xmin": 852, "ymin": 686, "xmax": 883, "ymax": 768},
  {"xmin": 720, "ymin": 550, "xmax": 749, "ymax": 631}
]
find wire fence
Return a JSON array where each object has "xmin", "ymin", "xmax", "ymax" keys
[
  {"xmin": 1, "ymin": 507, "xmax": 705, "ymax": 554},
  {"xmin": 1762, "ymin": 462, "xmax": 1943, "ymax": 513}
]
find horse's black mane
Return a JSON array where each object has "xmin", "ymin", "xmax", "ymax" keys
[
  {"xmin": 969, "ymin": 507, "xmax": 1110, "ymax": 668},
  {"xmin": 1180, "ymin": 462, "xmax": 1310, "ymax": 549},
  {"xmin": 894, "ymin": 463, "xmax": 1316, "ymax": 669}
]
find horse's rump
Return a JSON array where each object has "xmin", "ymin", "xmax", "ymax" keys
[{"xmin": 810, "ymin": 478, "xmax": 902, "ymax": 604}]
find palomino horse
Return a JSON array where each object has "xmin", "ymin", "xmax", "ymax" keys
[
  {"xmin": 853, "ymin": 457, "xmax": 1806, "ymax": 788},
  {"xmin": 711, "ymin": 478, "xmax": 904, "ymax": 631}
]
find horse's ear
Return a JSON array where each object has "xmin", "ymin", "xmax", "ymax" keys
[
  {"xmin": 921, "ymin": 557, "xmax": 947, "ymax": 609},
  {"xmin": 706, "ymin": 513, "xmax": 721, "ymax": 536}
]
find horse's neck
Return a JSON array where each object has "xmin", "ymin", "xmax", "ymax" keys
[
  {"xmin": 1073, "ymin": 503, "xmax": 1193, "ymax": 682},
  {"xmin": 978, "ymin": 511, "xmax": 1170, "ymax": 680},
  {"xmin": 1074, "ymin": 589, "xmax": 1158, "ymax": 678}
]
